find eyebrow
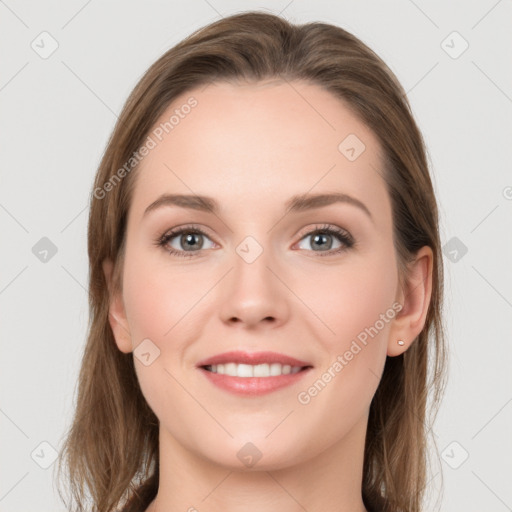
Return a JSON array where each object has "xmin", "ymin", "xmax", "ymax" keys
[{"xmin": 143, "ymin": 192, "xmax": 373, "ymax": 222}]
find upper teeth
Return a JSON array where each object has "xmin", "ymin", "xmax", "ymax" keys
[{"xmin": 207, "ymin": 363, "xmax": 303, "ymax": 377}]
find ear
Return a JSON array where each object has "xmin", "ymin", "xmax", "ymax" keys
[
  {"xmin": 387, "ymin": 246, "xmax": 433, "ymax": 356},
  {"xmin": 102, "ymin": 258, "xmax": 133, "ymax": 354}
]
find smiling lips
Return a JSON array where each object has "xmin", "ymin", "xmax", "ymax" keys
[{"xmin": 196, "ymin": 350, "xmax": 313, "ymax": 396}]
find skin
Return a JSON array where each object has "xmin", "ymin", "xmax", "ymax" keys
[{"xmin": 103, "ymin": 80, "xmax": 433, "ymax": 512}]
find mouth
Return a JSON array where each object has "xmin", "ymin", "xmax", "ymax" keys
[{"xmin": 196, "ymin": 351, "xmax": 313, "ymax": 396}]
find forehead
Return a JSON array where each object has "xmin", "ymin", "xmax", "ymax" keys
[{"xmin": 128, "ymin": 80, "xmax": 390, "ymax": 223}]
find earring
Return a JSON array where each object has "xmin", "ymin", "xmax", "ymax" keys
[{"xmin": 397, "ymin": 339, "xmax": 405, "ymax": 346}]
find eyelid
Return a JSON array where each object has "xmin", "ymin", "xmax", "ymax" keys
[
  {"xmin": 295, "ymin": 223, "xmax": 354, "ymax": 243},
  {"xmin": 159, "ymin": 223, "xmax": 214, "ymax": 239}
]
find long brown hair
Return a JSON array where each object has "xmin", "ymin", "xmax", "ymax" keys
[{"xmin": 55, "ymin": 11, "xmax": 448, "ymax": 512}]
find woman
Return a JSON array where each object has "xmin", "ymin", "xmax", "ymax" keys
[{"xmin": 56, "ymin": 11, "xmax": 447, "ymax": 512}]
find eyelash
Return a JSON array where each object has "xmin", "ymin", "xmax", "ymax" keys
[{"xmin": 154, "ymin": 223, "xmax": 355, "ymax": 258}]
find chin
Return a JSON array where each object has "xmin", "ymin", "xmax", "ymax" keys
[{"xmin": 195, "ymin": 435, "xmax": 305, "ymax": 472}]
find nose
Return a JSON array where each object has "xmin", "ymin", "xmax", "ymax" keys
[{"xmin": 218, "ymin": 241, "xmax": 290, "ymax": 329}]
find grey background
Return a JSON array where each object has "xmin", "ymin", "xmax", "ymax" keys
[{"xmin": 1, "ymin": 1, "xmax": 511, "ymax": 511}]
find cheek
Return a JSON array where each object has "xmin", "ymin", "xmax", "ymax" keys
[
  {"xmin": 310, "ymin": 250, "xmax": 398, "ymax": 362},
  {"xmin": 316, "ymin": 258, "xmax": 397, "ymax": 345},
  {"xmin": 120, "ymin": 251, "xmax": 201, "ymax": 414},
  {"xmin": 122, "ymin": 257, "xmax": 202, "ymax": 349},
  {"xmin": 288, "ymin": 254, "xmax": 399, "ymax": 450},
  {"xmin": 295, "ymin": 252, "xmax": 398, "ymax": 423}
]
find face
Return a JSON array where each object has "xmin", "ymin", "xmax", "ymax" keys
[{"xmin": 107, "ymin": 80, "xmax": 413, "ymax": 470}]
